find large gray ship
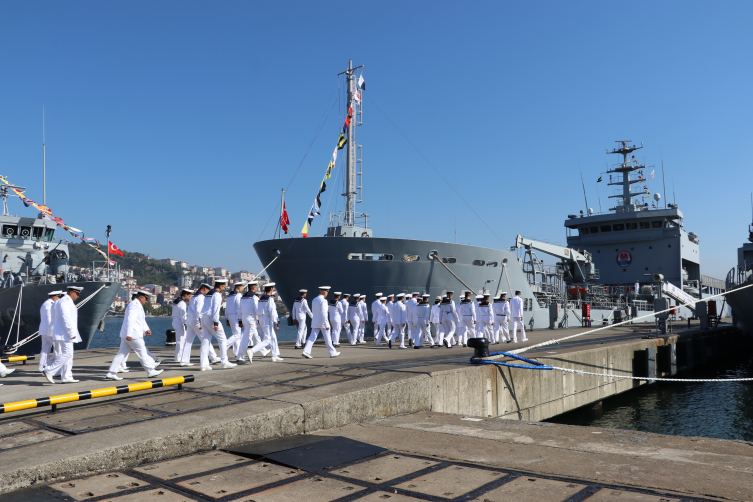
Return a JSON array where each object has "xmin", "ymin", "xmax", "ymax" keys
[
  {"xmin": 0, "ymin": 182, "xmax": 120, "ymax": 356},
  {"xmin": 254, "ymin": 62, "xmax": 721, "ymax": 331},
  {"xmin": 726, "ymin": 212, "xmax": 753, "ymax": 335}
]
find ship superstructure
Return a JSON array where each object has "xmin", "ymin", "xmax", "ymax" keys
[{"xmin": 726, "ymin": 207, "xmax": 753, "ymax": 335}]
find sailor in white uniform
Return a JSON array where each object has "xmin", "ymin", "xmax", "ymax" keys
[
  {"xmin": 106, "ymin": 290, "xmax": 164, "ymax": 380},
  {"xmin": 430, "ymin": 296, "xmax": 443, "ymax": 347},
  {"xmin": 386, "ymin": 294, "xmax": 395, "ymax": 340},
  {"xmin": 43, "ymin": 286, "xmax": 84, "ymax": 384},
  {"xmin": 371, "ymin": 293, "xmax": 382, "ymax": 344},
  {"xmin": 414, "ymin": 294, "xmax": 431, "ymax": 348},
  {"xmin": 292, "ymin": 289, "xmax": 313, "ymax": 349},
  {"xmin": 171, "ymin": 288, "xmax": 193, "ymax": 363},
  {"xmin": 476, "ymin": 293, "xmax": 494, "ymax": 340},
  {"xmin": 225, "ymin": 281, "xmax": 246, "ymax": 358},
  {"xmin": 238, "ymin": 281, "xmax": 261, "ymax": 362},
  {"xmin": 510, "ymin": 290, "xmax": 528, "ymax": 343},
  {"xmin": 390, "ymin": 293, "xmax": 407, "ymax": 348},
  {"xmin": 357, "ymin": 295, "xmax": 368, "ymax": 343},
  {"xmin": 440, "ymin": 291, "xmax": 458, "ymax": 348},
  {"xmin": 302, "ymin": 286, "xmax": 340, "ymax": 358},
  {"xmin": 404, "ymin": 292, "xmax": 419, "ymax": 346},
  {"xmin": 328, "ymin": 292, "xmax": 344, "ymax": 346},
  {"xmin": 373, "ymin": 296, "xmax": 391, "ymax": 345},
  {"xmin": 202, "ymin": 279, "xmax": 236, "ymax": 369},
  {"xmin": 339, "ymin": 293, "xmax": 352, "ymax": 342},
  {"xmin": 347, "ymin": 294, "xmax": 361, "ymax": 346},
  {"xmin": 181, "ymin": 284, "xmax": 209, "ymax": 367},
  {"xmin": 248, "ymin": 283, "xmax": 281, "ymax": 362},
  {"xmin": 493, "ymin": 292, "xmax": 510, "ymax": 343},
  {"xmin": 457, "ymin": 292, "xmax": 476, "ymax": 347},
  {"xmin": 38, "ymin": 290, "xmax": 63, "ymax": 373}
]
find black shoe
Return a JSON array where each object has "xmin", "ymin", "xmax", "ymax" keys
[
  {"xmin": 445, "ymin": 340, "xmax": 450, "ymax": 348},
  {"xmin": 294, "ymin": 345, "xmax": 301, "ymax": 349},
  {"xmin": 388, "ymin": 339, "xmax": 392, "ymax": 348},
  {"xmin": 414, "ymin": 346, "xmax": 422, "ymax": 349},
  {"xmin": 506, "ymin": 340, "xmax": 511, "ymax": 343}
]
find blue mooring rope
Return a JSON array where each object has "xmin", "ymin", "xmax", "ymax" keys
[{"xmin": 470, "ymin": 351, "xmax": 553, "ymax": 370}]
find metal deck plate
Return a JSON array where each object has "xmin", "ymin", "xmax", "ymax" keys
[
  {"xmin": 263, "ymin": 436, "xmax": 385, "ymax": 471},
  {"xmin": 223, "ymin": 434, "xmax": 329, "ymax": 458}
]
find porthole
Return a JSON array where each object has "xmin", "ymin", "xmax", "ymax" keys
[
  {"xmin": 472, "ymin": 260, "xmax": 485, "ymax": 266},
  {"xmin": 428, "ymin": 250, "xmax": 439, "ymax": 260},
  {"xmin": 442, "ymin": 257, "xmax": 457, "ymax": 264},
  {"xmin": 486, "ymin": 261, "xmax": 498, "ymax": 267},
  {"xmin": 649, "ymin": 246, "xmax": 652, "ymax": 249},
  {"xmin": 668, "ymin": 245, "xmax": 671, "ymax": 248},
  {"xmin": 402, "ymin": 254, "xmax": 420, "ymax": 262}
]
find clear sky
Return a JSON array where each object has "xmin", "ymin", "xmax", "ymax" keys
[{"xmin": 1, "ymin": 1, "xmax": 751, "ymax": 279}]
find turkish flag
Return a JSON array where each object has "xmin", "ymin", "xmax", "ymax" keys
[
  {"xmin": 108, "ymin": 241, "xmax": 124, "ymax": 257},
  {"xmin": 281, "ymin": 201, "xmax": 290, "ymax": 234}
]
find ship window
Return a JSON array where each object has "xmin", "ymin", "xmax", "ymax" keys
[
  {"xmin": 589, "ymin": 226, "xmax": 599, "ymax": 233},
  {"xmin": 472, "ymin": 260, "xmax": 485, "ymax": 266},
  {"xmin": 442, "ymin": 257, "xmax": 457, "ymax": 264},
  {"xmin": 651, "ymin": 221, "xmax": 663, "ymax": 228},
  {"xmin": 626, "ymin": 222, "xmax": 638, "ymax": 230},
  {"xmin": 579, "ymin": 227, "xmax": 589, "ymax": 235},
  {"xmin": 2, "ymin": 225, "xmax": 18, "ymax": 238},
  {"xmin": 348, "ymin": 253, "xmax": 363, "ymax": 260},
  {"xmin": 486, "ymin": 261, "xmax": 498, "ymax": 267},
  {"xmin": 361, "ymin": 253, "xmax": 393, "ymax": 261},
  {"xmin": 639, "ymin": 222, "xmax": 651, "ymax": 229},
  {"xmin": 600, "ymin": 225, "xmax": 612, "ymax": 232},
  {"xmin": 32, "ymin": 227, "xmax": 43, "ymax": 240},
  {"xmin": 19, "ymin": 227, "xmax": 32, "ymax": 239},
  {"xmin": 613, "ymin": 223, "xmax": 625, "ymax": 231},
  {"xmin": 44, "ymin": 228, "xmax": 55, "ymax": 241},
  {"xmin": 402, "ymin": 254, "xmax": 420, "ymax": 262}
]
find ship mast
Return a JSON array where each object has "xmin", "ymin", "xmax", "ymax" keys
[{"xmin": 606, "ymin": 140, "xmax": 645, "ymax": 212}]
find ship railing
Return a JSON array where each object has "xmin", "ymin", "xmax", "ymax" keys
[
  {"xmin": 91, "ymin": 261, "xmax": 121, "ymax": 283},
  {"xmin": 328, "ymin": 210, "xmax": 370, "ymax": 230}
]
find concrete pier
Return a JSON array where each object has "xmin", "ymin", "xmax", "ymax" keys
[{"xmin": 0, "ymin": 320, "xmax": 749, "ymax": 500}]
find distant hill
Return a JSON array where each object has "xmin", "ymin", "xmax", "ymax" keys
[{"xmin": 68, "ymin": 243, "xmax": 184, "ymax": 286}]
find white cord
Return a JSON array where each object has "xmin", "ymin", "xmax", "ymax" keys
[{"xmin": 553, "ymin": 366, "xmax": 753, "ymax": 383}]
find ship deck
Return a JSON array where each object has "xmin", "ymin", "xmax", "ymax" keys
[{"xmin": 0, "ymin": 319, "xmax": 750, "ymax": 501}]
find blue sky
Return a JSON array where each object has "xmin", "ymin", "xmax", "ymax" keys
[{"xmin": 1, "ymin": 1, "xmax": 751, "ymax": 279}]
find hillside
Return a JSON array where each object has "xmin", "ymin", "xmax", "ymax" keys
[{"xmin": 68, "ymin": 243, "xmax": 184, "ymax": 286}]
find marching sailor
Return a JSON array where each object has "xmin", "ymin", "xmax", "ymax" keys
[
  {"xmin": 38, "ymin": 290, "xmax": 64, "ymax": 373},
  {"xmin": 510, "ymin": 291, "xmax": 528, "ymax": 343},
  {"xmin": 457, "ymin": 292, "xmax": 476, "ymax": 347},
  {"xmin": 225, "ymin": 281, "xmax": 246, "ymax": 358},
  {"xmin": 373, "ymin": 295, "xmax": 391, "ymax": 345},
  {"xmin": 106, "ymin": 290, "xmax": 164, "ymax": 380},
  {"xmin": 292, "ymin": 289, "xmax": 313, "ymax": 349},
  {"xmin": 202, "ymin": 279, "xmax": 236, "ymax": 369},
  {"xmin": 476, "ymin": 293, "xmax": 494, "ymax": 339},
  {"xmin": 386, "ymin": 294, "xmax": 395, "ymax": 341},
  {"xmin": 238, "ymin": 281, "xmax": 261, "ymax": 362},
  {"xmin": 390, "ymin": 293, "xmax": 407, "ymax": 348},
  {"xmin": 302, "ymin": 286, "xmax": 340, "ymax": 359},
  {"xmin": 493, "ymin": 292, "xmax": 510, "ymax": 343},
  {"xmin": 405, "ymin": 292, "xmax": 419, "ymax": 346},
  {"xmin": 357, "ymin": 294, "xmax": 368, "ymax": 344},
  {"xmin": 339, "ymin": 293, "xmax": 352, "ymax": 343},
  {"xmin": 430, "ymin": 296, "xmax": 443, "ymax": 348},
  {"xmin": 328, "ymin": 292, "xmax": 344, "ymax": 347},
  {"xmin": 440, "ymin": 291, "xmax": 458, "ymax": 348},
  {"xmin": 347, "ymin": 294, "xmax": 361, "ymax": 346},
  {"xmin": 248, "ymin": 283, "xmax": 282, "ymax": 362},
  {"xmin": 172, "ymin": 288, "xmax": 193, "ymax": 363},
  {"xmin": 183, "ymin": 284, "xmax": 213, "ymax": 368},
  {"xmin": 414, "ymin": 294, "xmax": 432, "ymax": 348},
  {"xmin": 371, "ymin": 293, "xmax": 382, "ymax": 344},
  {"xmin": 43, "ymin": 286, "xmax": 84, "ymax": 384}
]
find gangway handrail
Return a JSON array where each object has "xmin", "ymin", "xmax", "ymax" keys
[{"xmin": 0, "ymin": 375, "xmax": 194, "ymax": 414}]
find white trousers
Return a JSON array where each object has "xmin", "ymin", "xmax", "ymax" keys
[
  {"xmin": 44, "ymin": 340, "xmax": 73, "ymax": 381},
  {"xmin": 458, "ymin": 321, "xmax": 474, "ymax": 345},
  {"xmin": 341, "ymin": 321, "xmax": 352, "ymax": 343},
  {"xmin": 347, "ymin": 315, "xmax": 360, "ymax": 345},
  {"xmin": 303, "ymin": 327, "xmax": 337, "ymax": 356},
  {"xmin": 330, "ymin": 319, "xmax": 342, "ymax": 345},
  {"xmin": 357, "ymin": 318, "xmax": 366, "ymax": 342},
  {"xmin": 295, "ymin": 316, "xmax": 308, "ymax": 347},
  {"xmin": 250, "ymin": 317, "xmax": 279, "ymax": 357},
  {"xmin": 108, "ymin": 338, "xmax": 155, "ymax": 374},
  {"xmin": 226, "ymin": 314, "xmax": 242, "ymax": 357},
  {"xmin": 414, "ymin": 322, "xmax": 430, "ymax": 346},
  {"xmin": 172, "ymin": 320, "xmax": 186, "ymax": 362},
  {"xmin": 375, "ymin": 323, "xmax": 387, "ymax": 344},
  {"xmin": 406, "ymin": 322, "xmax": 416, "ymax": 344},
  {"xmin": 494, "ymin": 316, "xmax": 509, "ymax": 342},
  {"xmin": 512, "ymin": 317, "xmax": 527, "ymax": 342},
  {"xmin": 201, "ymin": 317, "xmax": 229, "ymax": 364},
  {"xmin": 432, "ymin": 322, "xmax": 444, "ymax": 345},
  {"xmin": 390, "ymin": 323, "xmax": 406, "ymax": 346},
  {"xmin": 181, "ymin": 318, "xmax": 217, "ymax": 364},
  {"xmin": 239, "ymin": 315, "xmax": 259, "ymax": 357},
  {"xmin": 39, "ymin": 335, "xmax": 54, "ymax": 372},
  {"xmin": 441, "ymin": 319, "xmax": 456, "ymax": 345},
  {"xmin": 476, "ymin": 319, "xmax": 492, "ymax": 340}
]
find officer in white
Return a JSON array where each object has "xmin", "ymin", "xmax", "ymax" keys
[
  {"xmin": 347, "ymin": 294, "xmax": 361, "ymax": 346},
  {"xmin": 405, "ymin": 292, "xmax": 419, "ymax": 346},
  {"xmin": 302, "ymin": 286, "xmax": 340, "ymax": 358},
  {"xmin": 386, "ymin": 294, "xmax": 395, "ymax": 340},
  {"xmin": 390, "ymin": 293, "xmax": 407, "ymax": 348},
  {"xmin": 202, "ymin": 279, "xmax": 236, "ymax": 369},
  {"xmin": 440, "ymin": 291, "xmax": 458, "ymax": 348},
  {"xmin": 238, "ymin": 281, "xmax": 261, "ymax": 362},
  {"xmin": 106, "ymin": 290, "xmax": 164, "ymax": 380},
  {"xmin": 370, "ymin": 293, "xmax": 382, "ymax": 344},
  {"xmin": 414, "ymin": 294, "xmax": 432, "ymax": 348},
  {"xmin": 225, "ymin": 281, "xmax": 246, "ymax": 358},
  {"xmin": 357, "ymin": 295, "xmax": 368, "ymax": 344},
  {"xmin": 43, "ymin": 286, "xmax": 84, "ymax": 384},
  {"xmin": 430, "ymin": 296, "xmax": 443, "ymax": 347},
  {"xmin": 292, "ymin": 289, "xmax": 313, "ymax": 349},
  {"xmin": 373, "ymin": 295, "xmax": 391, "ymax": 345},
  {"xmin": 457, "ymin": 292, "xmax": 476, "ymax": 346},
  {"xmin": 339, "ymin": 293, "xmax": 352, "ymax": 342},
  {"xmin": 493, "ymin": 292, "xmax": 511, "ymax": 343},
  {"xmin": 248, "ymin": 283, "xmax": 282, "ymax": 362},
  {"xmin": 328, "ymin": 292, "xmax": 344, "ymax": 346},
  {"xmin": 634, "ymin": 280, "xmax": 640, "ymax": 297},
  {"xmin": 510, "ymin": 290, "xmax": 528, "ymax": 343},
  {"xmin": 183, "ymin": 285, "xmax": 208, "ymax": 367},
  {"xmin": 38, "ymin": 290, "xmax": 64, "ymax": 373},
  {"xmin": 476, "ymin": 293, "xmax": 494, "ymax": 339},
  {"xmin": 171, "ymin": 288, "xmax": 192, "ymax": 363}
]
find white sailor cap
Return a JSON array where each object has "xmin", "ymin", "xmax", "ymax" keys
[
  {"xmin": 319, "ymin": 286, "xmax": 331, "ymax": 290},
  {"xmin": 247, "ymin": 281, "xmax": 258, "ymax": 285},
  {"xmin": 483, "ymin": 292, "xmax": 491, "ymax": 297},
  {"xmin": 48, "ymin": 290, "xmax": 65, "ymax": 296},
  {"xmin": 435, "ymin": 296, "xmax": 442, "ymax": 301},
  {"xmin": 214, "ymin": 279, "xmax": 228, "ymax": 285},
  {"xmin": 200, "ymin": 283, "xmax": 212, "ymax": 289},
  {"xmin": 387, "ymin": 294, "xmax": 394, "ymax": 298},
  {"xmin": 476, "ymin": 295, "xmax": 484, "ymax": 300},
  {"xmin": 396, "ymin": 293, "xmax": 405, "ymax": 298},
  {"xmin": 379, "ymin": 296, "xmax": 387, "ymax": 301},
  {"xmin": 181, "ymin": 288, "xmax": 194, "ymax": 294},
  {"xmin": 255, "ymin": 291, "xmax": 262, "ymax": 296},
  {"xmin": 412, "ymin": 292, "xmax": 420, "ymax": 296},
  {"xmin": 264, "ymin": 282, "xmax": 276, "ymax": 288},
  {"xmin": 353, "ymin": 293, "xmax": 361, "ymax": 298},
  {"xmin": 67, "ymin": 285, "xmax": 84, "ymax": 292},
  {"xmin": 422, "ymin": 294, "xmax": 430, "ymax": 298},
  {"xmin": 442, "ymin": 294, "xmax": 447, "ymax": 298},
  {"xmin": 233, "ymin": 281, "xmax": 246, "ymax": 287},
  {"xmin": 375, "ymin": 292, "xmax": 382, "ymax": 297},
  {"xmin": 462, "ymin": 290, "xmax": 469, "ymax": 295},
  {"xmin": 333, "ymin": 291, "xmax": 342, "ymax": 296},
  {"xmin": 342, "ymin": 293, "xmax": 350, "ymax": 297},
  {"xmin": 299, "ymin": 289, "xmax": 308, "ymax": 293},
  {"xmin": 269, "ymin": 291, "xmax": 276, "ymax": 296},
  {"xmin": 136, "ymin": 289, "xmax": 151, "ymax": 296},
  {"xmin": 493, "ymin": 294, "xmax": 501, "ymax": 300}
]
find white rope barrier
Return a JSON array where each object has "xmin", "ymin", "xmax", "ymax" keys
[{"xmin": 552, "ymin": 366, "xmax": 753, "ymax": 383}]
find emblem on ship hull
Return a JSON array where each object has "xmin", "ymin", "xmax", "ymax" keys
[{"xmin": 616, "ymin": 251, "xmax": 633, "ymax": 267}]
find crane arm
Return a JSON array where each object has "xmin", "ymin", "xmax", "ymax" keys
[{"xmin": 514, "ymin": 234, "xmax": 591, "ymax": 264}]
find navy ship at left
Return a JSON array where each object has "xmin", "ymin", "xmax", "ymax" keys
[{"xmin": 0, "ymin": 182, "xmax": 120, "ymax": 356}]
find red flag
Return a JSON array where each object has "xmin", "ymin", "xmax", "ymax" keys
[
  {"xmin": 108, "ymin": 241, "xmax": 124, "ymax": 257},
  {"xmin": 281, "ymin": 201, "xmax": 290, "ymax": 234}
]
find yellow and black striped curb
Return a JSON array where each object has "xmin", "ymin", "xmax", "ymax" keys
[
  {"xmin": 0, "ymin": 355, "xmax": 35, "ymax": 364},
  {"xmin": 0, "ymin": 375, "xmax": 194, "ymax": 413}
]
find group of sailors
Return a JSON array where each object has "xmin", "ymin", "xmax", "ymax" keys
[{"xmin": 0, "ymin": 280, "xmax": 533, "ymax": 386}]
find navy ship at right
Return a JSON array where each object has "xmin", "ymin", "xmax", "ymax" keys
[{"xmin": 726, "ymin": 210, "xmax": 753, "ymax": 335}]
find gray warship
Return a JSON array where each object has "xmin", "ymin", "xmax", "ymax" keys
[
  {"xmin": 725, "ymin": 210, "xmax": 753, "ymax": 335},
  {"xmin": 254, "ymin": 62, "xmax": 722, "ymax": 331},
  {"xmin": 0, "ymin": 182, "xmax": 120, "ymax": 356}
]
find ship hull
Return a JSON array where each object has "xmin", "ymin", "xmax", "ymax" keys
[
  {"xmin": 727, "ymin": 278, "xmax": 753, "ymax": 336},
  {"xmin": 0, "ymin": 281, "xmax": 121, "ymax": 356}
]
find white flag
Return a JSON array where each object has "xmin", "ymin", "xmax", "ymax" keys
[
  {"xmin": 650, "ymin": 170, "xmax": 655, "ymax": 180},
  {"xmin": 358, "ymin": 74, "xmax": 365, "ymax": 90}
]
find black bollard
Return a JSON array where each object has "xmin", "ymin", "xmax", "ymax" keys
[
  {"xmin": 165, "ymin": 329, "xmax": 176, "ymax": 346},
  {"xmin": 467, "ymin": 337, "xmax": 490, "ymax": 358}
]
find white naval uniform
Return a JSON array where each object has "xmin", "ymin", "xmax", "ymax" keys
[
  {"xmin": 371, "ymin": 299, "xmax": 381, "ymax": 343},
  {"xmin": 108, "ymin": 299, "xmax": 157, "ymax": 374},
  {"xmin": 347, "ymin": 301, "xmax": 361, "ymax": 345},
  {"xmin": 510, "ymin": 296, "xmax": 528, "ymax": 342},
  {"xmin": 171, "ymin": 298, "xmax": 188, "ymax": 362},
  {"xmin": 328, "ymin": 299, "xmax": 344, "ymax": 346},
  {"xmin": 405, "ymin": 297, "xmax": 418, "ymax": 345},
  {"xmin": 43, "ymin": 294, "xmax": 82, "ymax": 382},
  {"xmin": 457, "ymin": 299, "xmax": 476, "ymax": 345},
  {"xmin": 390, "ymin": 301, "xmax": 407, "ymax": 347},
  {"xmin": 303, "ymin": 294, "xmax": 337, "ymax": 356},
  {"xmin": 182, "ymin": 292, "xmax": 203, "ymax": 364},
  {"xmin": 202, "ymin": 289, "xmax": 230, "ymax": 365},
  {"xmin": 493, "ymin": 300, "xmax": 510, "ymax": 343},
  {"xmin": 358, "ymin": 300, "xmax": 368, "ymax": 342},
  {"xmin": 415, "ymin": 302, "xmax": 431, "ymax": 347},
  {"xmin": 339, "ymin": 298, "xmax": 352, "ymax": 341},
  {"xmin": 38, "ymin": 298, "xmax": 56, "ymax": 372},
  {"xmin": 476, "ymin": 301, "xmax": 494, "ymax": 340},
  {"xmin": 224, "ymin": 291, "xmax": 243, "ymax": 356},
  {"xmin": 440, "ymin": 299, "xmax": 458, "ymax": 346},
  {"xmin": 250, "ymin": 295, "xmax": 279, "ymax": 358},
  {"xmin": 386, "ymin": 300, "xmax": 395, "ymax": 339},
  {"xmin": 292, "ymin": 296, "xmax": 313, "ymax": 347},
  {"xmin": 239, "ymin": 292, "xmax": 260, "ymax": 357},
  {"xmin": 373, "ymin": 302, "xmax": 391, "ymax": 345},
  {"xmin": 430, "ymin": 302, "xmax": 443, "ymax": 345}
]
